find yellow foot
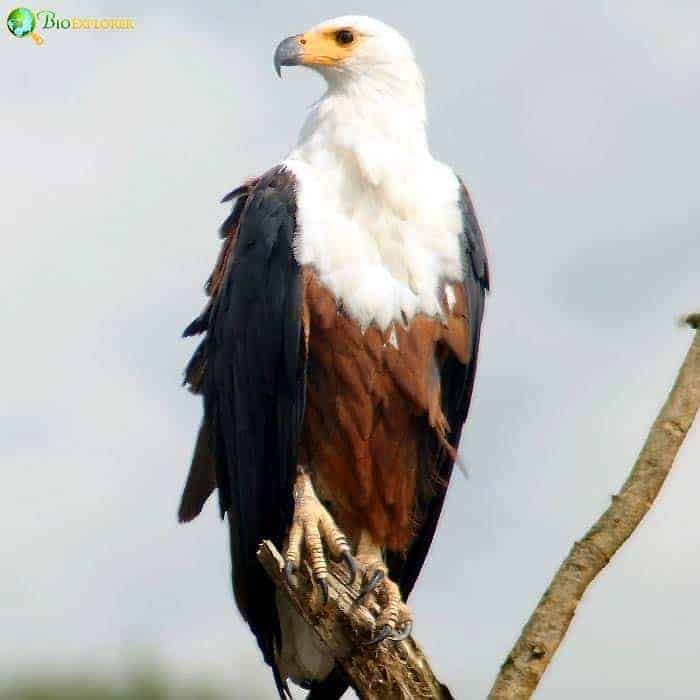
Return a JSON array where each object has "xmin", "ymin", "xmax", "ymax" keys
[
  {"xmin": 356, "ymin": 533, "xmax": 413, "ymax": 645},
  {"xmin": 283, "ymin": 471, "xmax": 356, "ymax": 603}
]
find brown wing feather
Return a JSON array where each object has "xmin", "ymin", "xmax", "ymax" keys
[{"xmin": 178, "ymin": 420, "xmax": 217, "ymax": 522}]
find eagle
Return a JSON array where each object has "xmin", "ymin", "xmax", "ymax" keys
[{"xmin": 178, "ymin": 15, "xmax": 489, "ymax": 699}]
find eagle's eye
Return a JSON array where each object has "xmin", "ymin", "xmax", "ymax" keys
[{"xmin": 335, "ymin": 29, "xmax": 354, "ymax": 46}]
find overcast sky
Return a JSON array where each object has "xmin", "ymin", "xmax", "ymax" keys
[{"xmin": 2, "ymin": 1, "xmax": 699, "ymax": 698}]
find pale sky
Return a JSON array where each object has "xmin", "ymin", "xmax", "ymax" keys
[{"xmin": 2, "ymin": 2, "xmax": 699, "ymax": 698}]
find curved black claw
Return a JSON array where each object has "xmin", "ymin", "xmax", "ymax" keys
[
  {"xmin": 358, "ymin": 569, "xmax": 384, "ymax": 598},
  {"xmin": 362, "ymin": 624, "xmax": 394, "ymax": 646},
  {"xmin": 318, "ymin": 579, "xmax": 329, "ymax": 605},
  {"xmin": 284, "ymin": 560, "xmax": 296, "ymax": 588},
  {"xmin": 388, "ymin": 619, "xmax": 413, "ymax": 641},
  {"xmin": 342, "ymin": 550, "xmax": 357, "ymax": 586}
]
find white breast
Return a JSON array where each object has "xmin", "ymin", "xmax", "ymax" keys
[{"xmin": 283, "ymin": 151, "xmax": 464, "ymax": 331}]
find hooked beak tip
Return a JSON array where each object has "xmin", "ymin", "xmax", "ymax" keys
[{"xmin": 274, "ymin": 34, "xmax": 303, "ymax": 79}]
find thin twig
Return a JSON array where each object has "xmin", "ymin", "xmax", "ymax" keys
[
  {"xmin": 488, "ymin": 314, "xmax": 700, "ymax": 699},
  {"xmin": 683, "ymin": 312, "xmax": 700, "ymax": 330},
  {"xmin": 257, "ymin": 541, "xmax": 453, "ymax": 700}
]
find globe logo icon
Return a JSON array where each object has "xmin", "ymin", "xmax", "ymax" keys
[
  {"xmin": 7, "ymin": 7, "xmax": 43, "ymax": 43},
  {"xmin": 7, "ymin": 7, "xmax": 36, "ymax": 37}
]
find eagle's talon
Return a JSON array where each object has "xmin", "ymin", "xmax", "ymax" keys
[
  {"xmin": 342, "ymin": 549, "xmax": 357, "ymax": 585},
  {"xmin": 362, "ymin": 624, "xmax": 394, "ymax": 646},
  {"xmin": 355, "ymin": 541, "xmax": 413, "ymax": 646},
  {"xmin": 318, "ymin": 578, "xmax": 329, "ymax": 605},
  {"xmin": 389, "ymin": 619, "xmax": 413, "ymax": 641},
  {"xmin": 358, "ymin": 568, "xmax": 384, "ymax": 598}
]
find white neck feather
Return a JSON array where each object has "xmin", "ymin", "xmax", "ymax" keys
[
  {"xmin": 292, "ymin": 62, "xmax": 428, "ymax": 184},
  {"xmin": 284, "ymin": 63, "xmax": 464, "ymax": 330}
]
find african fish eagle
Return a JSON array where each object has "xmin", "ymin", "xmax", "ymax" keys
[{"xmin": 179, "ymin": 15, "xmax": 489, "ymax": 699}]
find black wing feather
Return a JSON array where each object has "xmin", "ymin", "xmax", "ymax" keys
[{"xmin": 201, "ymin": 167, "xmax": 304, "ymax": 686}]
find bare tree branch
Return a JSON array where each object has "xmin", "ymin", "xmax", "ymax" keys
[
  {"xmin": 257, "ymin": 541, "xmax": 453, "ymax": 700},
  {"xmin": 488, "ymin": 315, "xmax": 700, "ymax": 700}
]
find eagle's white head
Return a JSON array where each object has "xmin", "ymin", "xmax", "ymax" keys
[{"xmin": 274, "ymin": 16, "xmax": 426, "ymax": 126}]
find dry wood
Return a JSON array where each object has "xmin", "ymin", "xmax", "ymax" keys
[
  {"xmin": 257, "ymin": 540, "xmax": 453, "ymax": 700},
  {"xmin": 488, "ymin": 315, "xmax": 700, "ymax": 699}
]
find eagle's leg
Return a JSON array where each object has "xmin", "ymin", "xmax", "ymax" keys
[
  {"xmin": 356, "ymin": 530, "xmax": 413, "ymax": 644},
  {"xmin": 284, "ymin": 469, "xmax": 356, "ymax": 602}
]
